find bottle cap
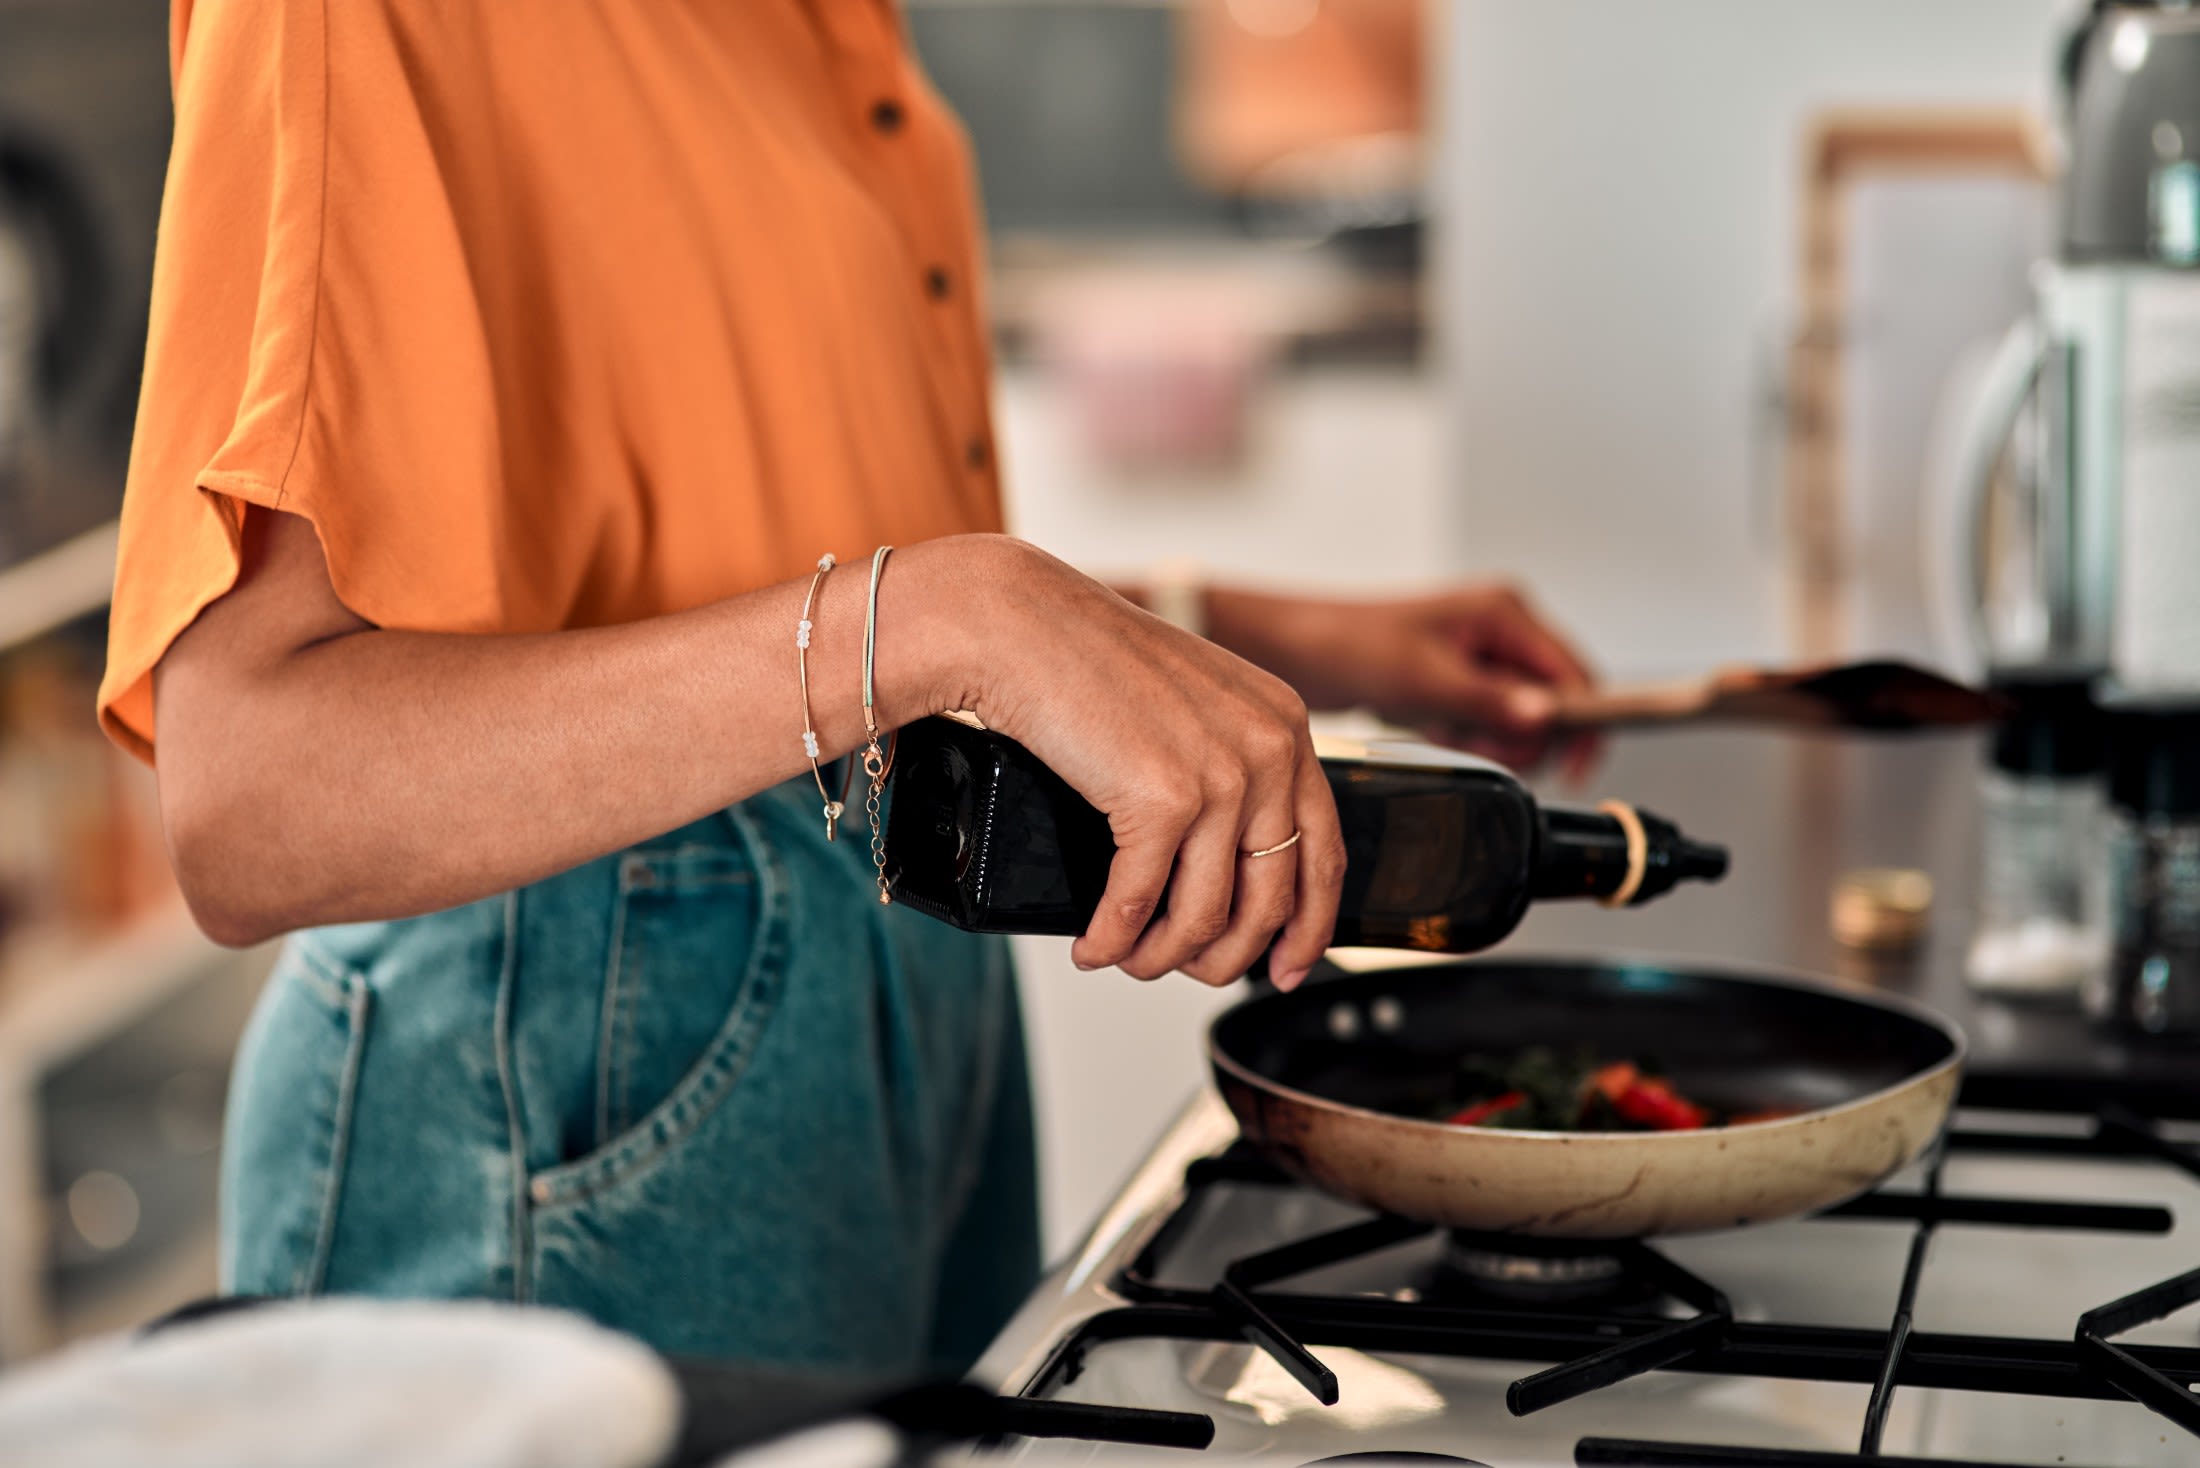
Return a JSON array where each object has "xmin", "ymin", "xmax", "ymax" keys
[
  {"xmin": 2103, "ymin": 697, "xmax": 2200, "ymax": 818},
  {"xmin": 1987, "ymin": 671, "xmax": 2106, "ymax": 778},
  {"xmin": 1830, "ymin": 868, "xmax": 1934, "ymax": 952}
]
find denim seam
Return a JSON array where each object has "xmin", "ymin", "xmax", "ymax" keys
[
  {"xmin": 594, "ymin": 868, "xmax": 635, "ymax": 1148},
  {"xmin": 599, "ymin": 854, "xmax": 761, "ymax": 1143},
  {"xmin": 493, "ymin": 889, "xmax": 531, "ymax": 1303},
  {"xmin": 288, "ymin": 937, "xmax": 362, "ymax": 1012},
  {"xmin": 525, "ymin": 809, "xmax": 792, "ymax": 1208},
  {"xmin": 296, "ymin": 974, "xmax": 371, "ymax": 1296}
]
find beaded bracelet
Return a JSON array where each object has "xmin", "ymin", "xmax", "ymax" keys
[{"xmin": 795, "ymin": 553, "xmax": 845, "ymax": 841}]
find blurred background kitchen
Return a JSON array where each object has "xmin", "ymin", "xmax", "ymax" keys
[{"xmin": 0, "ymin": 0, "xmax": 2120, "ymax": 1365}]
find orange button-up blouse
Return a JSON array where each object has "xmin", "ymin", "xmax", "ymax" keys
[{"xmin": 100, "ymin": 0, "xmax": 1002, "ymax": 760}]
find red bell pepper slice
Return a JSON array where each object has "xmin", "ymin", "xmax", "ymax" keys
[
  {"xmin": 1585, "ymin": 1061, "xmax": 1638, "ymax": 1100},
  {"xmin": 1447, "ymin": 1090, "xmax": 1528, "ymax": 1127},
  {"xmin": 1610, "ymin": 1076, "xmax": 1709, "ymax": 1131}
]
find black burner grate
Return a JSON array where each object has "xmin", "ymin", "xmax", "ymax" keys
[{"xmin": 999, "ymin": 1106, "xmax": 2200, "ymax": 1464}]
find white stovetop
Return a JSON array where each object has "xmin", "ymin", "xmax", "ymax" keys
[{"xmin": 968, "ymin": 1091, "xmax": 2200, "ymax": 1467}]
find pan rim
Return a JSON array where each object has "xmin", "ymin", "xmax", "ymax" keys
[{"xmin": 1207, "ymin": 951, "xmax": 1969, "ymax": 1145}]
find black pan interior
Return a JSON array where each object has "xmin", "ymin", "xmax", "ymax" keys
[{"xmin": 1212, "ymin": 959, "xmax": 1962, "ymax": 1123}]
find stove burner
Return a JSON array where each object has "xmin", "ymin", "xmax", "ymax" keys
[{"xmin": 1432, "ymin": 1230, "xmax": 1657, "ymax": 1309}]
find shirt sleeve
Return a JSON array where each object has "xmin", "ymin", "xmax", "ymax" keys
[{"xmin": 100, "ymin": 0, "xmax": 521, "ymax": 762}]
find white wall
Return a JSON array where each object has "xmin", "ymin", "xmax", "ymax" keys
[
  {"xmin": 999, "ymin": 364, "xmax": 1451, "ymax": 588},
  {"xmin": 1437, "ymin": 0, "xmax": 2069, "ymax": 677}
]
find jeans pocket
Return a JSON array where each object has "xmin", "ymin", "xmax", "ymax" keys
[
  {"xmin": 219, "ymin": 939, "xmax": 373, "ymax": 1296},
  {"xmin": 531, "ymin": 809, "xmax": 792, "ymax": 1207}
]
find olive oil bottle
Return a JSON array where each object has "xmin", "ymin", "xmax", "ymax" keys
[{"xmin": 883, "ymin": 717, "xmax": 1727, "ymax": 954}]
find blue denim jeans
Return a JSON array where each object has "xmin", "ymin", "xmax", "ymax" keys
[{"xmin": 219, "ymin": 777, "xmax": 1038, "ymax": 1377}]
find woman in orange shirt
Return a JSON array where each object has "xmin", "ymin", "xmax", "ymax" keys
[{"xmin": 103, "ymin": 1, "xmax": 1593, "ymax": 1374}]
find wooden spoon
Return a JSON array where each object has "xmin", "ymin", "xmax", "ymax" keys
[{"xmin": 1552, "ymin": 659, "xmax": 2012, "ymax": 733}]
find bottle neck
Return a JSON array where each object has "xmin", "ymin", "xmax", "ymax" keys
[{"xmin": 1530, "ymin": 803, "xmax": 1730, "ymax": 907}]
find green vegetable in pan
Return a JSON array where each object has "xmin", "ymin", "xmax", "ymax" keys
[{"xmin": 1436, "ymin": 1047, "xmax": 1796, "ymax": 1132}]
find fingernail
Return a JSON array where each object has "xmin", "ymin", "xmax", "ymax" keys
[
  {"xmin": 1272, "ymin": 967, "xmax": 1307, "ymax": 992},
  {"xmin": 1072, "ymin": 953, "xmax": 1098, "ymax": 971}
]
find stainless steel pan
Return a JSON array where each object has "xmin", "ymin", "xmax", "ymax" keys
[{"xmin": 1209, "ymin": 958, "xmax": 1965, "ymax": 1238}]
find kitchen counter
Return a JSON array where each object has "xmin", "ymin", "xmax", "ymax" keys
[{"xmin": 1487, "ymin": 726, "xmax": 2199, "ymax": 1117}]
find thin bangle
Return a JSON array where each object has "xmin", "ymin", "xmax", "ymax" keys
[
  {"xmin": 795, "ymin": 553, "xmax": 844, "ymax": 841},
  {"xmin": 860, "ymin": 545, "xmax": 896, "ymax": 905}
]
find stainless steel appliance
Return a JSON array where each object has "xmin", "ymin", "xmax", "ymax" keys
[
  {"xmin": 1946, "ymin": 2, "xmax": 2200, "ymax": 687},
  {"xmin": 2093, "ymin": 698, "xmax": 2200, "ymax": 1035}
]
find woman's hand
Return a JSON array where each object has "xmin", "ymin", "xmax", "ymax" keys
[
  {"xmin": 1204, "ymin": 582, "xmax": 1601, "ymax": 780},
  {"xmin": 928, "ymin": 538, "xmax": 1346, "ymax": 991}
]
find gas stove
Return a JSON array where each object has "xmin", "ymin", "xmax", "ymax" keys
[
  {"xmin": 964, "ymin": 733, "xmax": 2200, "ymax": 1467},
  {"xmin": 967, "ymin": 1089, "xmax": 2200, "ymax": 1467}
]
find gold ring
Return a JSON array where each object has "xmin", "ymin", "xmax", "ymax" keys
[{"xmin": 1242, "ymin": 830, "xmax": 1302, "ymax": 860}]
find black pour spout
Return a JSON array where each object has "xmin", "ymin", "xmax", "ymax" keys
[{"xmin": 1531, "ymin": 804, "xmax": 1730, "ymax": 907}]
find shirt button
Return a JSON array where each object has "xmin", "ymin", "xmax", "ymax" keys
[
  {"xmin": 924, "ymin": 266, "xmax": 952, "ymax": 301},
  {"xmin": 870, "ymin": 98, "xmax": 905, "ymax": 134},
  {"xmin": 527, "ymin": 1176, "xmax": 553, "ymax": 1205},
  {"xmin": 966, "ymin": 437, "xmax": 990, "ymax": 471}
]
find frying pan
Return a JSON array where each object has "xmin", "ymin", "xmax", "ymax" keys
[{"xmin": 1209, "ymin": 957, "xmax": 1964, "ymax": 1239}]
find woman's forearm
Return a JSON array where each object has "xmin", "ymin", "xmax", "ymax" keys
[
  {"xmin": 154, "ymin": 518, "xmax": 979, "ymax": 944},
  {"xmin": 157, "ymin": 514, "xmax": 1344, "ymax": 987}
]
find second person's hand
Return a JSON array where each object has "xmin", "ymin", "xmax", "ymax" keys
[{"xmin": 1205, "ymin": 581, "xmax": 1604, "ymax": 783}]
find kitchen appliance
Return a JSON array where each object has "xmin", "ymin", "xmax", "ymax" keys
[
  {"xmin": 976, "ymin": 1087, "xmax": 2200, "ymax": 1465},
  {"xmin": 1208, "ymin": 960, "xmax": 1962, "ymax": 1240},
  {"xmin": 2092, "ymin": 698, "xmax": 2200, "ymax": 1036},
  {"xmin": 1964, "ymin": 672, "xmax": 2110, "ymax": 998},
  {"xmin": 964, "ymin": 732, "xmax": 2200, "ymax": 1463},
  {"xmin": 1940, "ymin": 2, "xmax": 2200, "ymax": 687},
  {"xmin": 971, "ymin": 963, "xmax": 2200, "ymax": 1466},
  {"xmin": 884, "ymin": 719, "xmax": 1726, "ymax": 953}
]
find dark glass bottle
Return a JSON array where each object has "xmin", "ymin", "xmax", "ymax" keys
[{"xmin": 883, "ymin": 717, "xmax": 1728, "ymax": 954}]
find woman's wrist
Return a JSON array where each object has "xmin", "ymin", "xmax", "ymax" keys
[{"xmin": 865, "ymin": 533, "xmax": 1026, "ymax": 730}]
